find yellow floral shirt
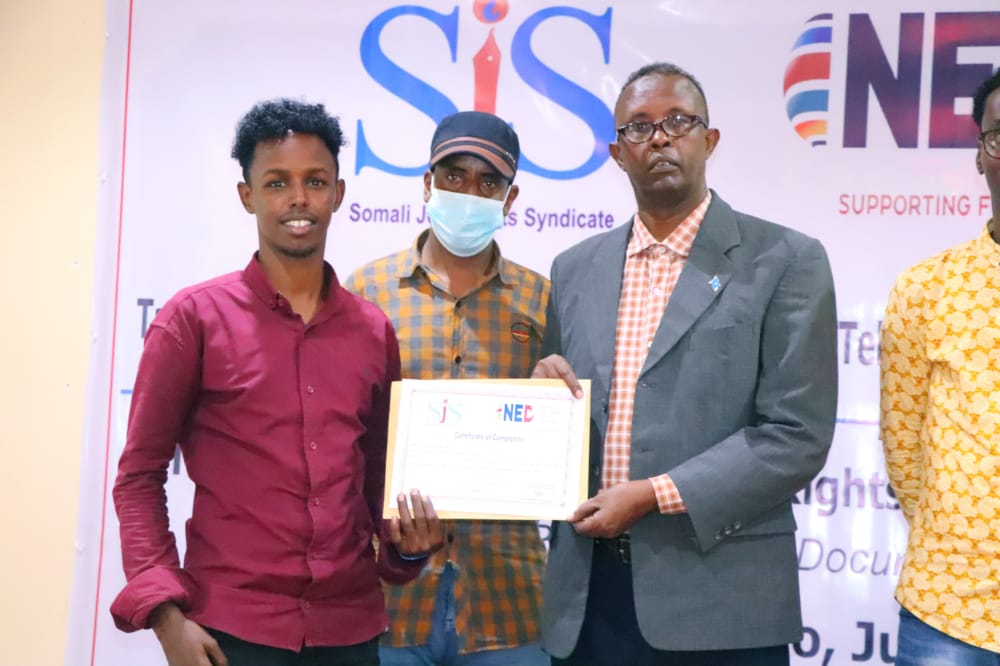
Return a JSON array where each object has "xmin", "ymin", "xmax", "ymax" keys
[{"xmin": 880, "ymin": 222, "xmax": 1000, "ymax": 651}]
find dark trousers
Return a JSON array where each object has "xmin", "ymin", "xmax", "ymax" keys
[
  {"xmin": 206, "ymin": 629, "xmax": 379, "ymax": 666},
  {"xmin": 551, "ymin": 543, "xmax": 790, "ymax": 666}
]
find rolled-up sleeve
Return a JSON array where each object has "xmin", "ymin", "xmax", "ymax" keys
[{"xmin": 110, "ymin": 311, "xmax": 200, "ymax": 630}]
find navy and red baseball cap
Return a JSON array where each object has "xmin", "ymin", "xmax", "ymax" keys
[{"xmin": 429, "ymin": 111, "xmax": 519, "ymax": 180}]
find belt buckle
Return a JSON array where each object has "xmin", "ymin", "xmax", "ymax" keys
[
  {"xmin": 597, "ymin": 534, "xmax": 631, "ymax": 564},
  {"xmin": 615, "ymin": 534, "xmax": 631, "ymax": 564}
]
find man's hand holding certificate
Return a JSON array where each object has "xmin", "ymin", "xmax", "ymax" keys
[{"xmin": 384, "ymin": 378, "xmax": 590, "ymax": 521}]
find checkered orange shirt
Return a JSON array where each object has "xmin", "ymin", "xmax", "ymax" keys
[
  {"xmin": 604, "ymin": 192, "xmax": 711, "ymax": 513},
  {"xmin": 344, "ymin": 230, "xmax": 549, "ymax": 654}
]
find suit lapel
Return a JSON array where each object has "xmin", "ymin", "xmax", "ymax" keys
[
  {"xmin": 586, "ymin": 222, "xmax": 630, "ymax": 399},
  {"xmin": 640, "ymin": 193, "xmax": 741, "ymax": 376}
]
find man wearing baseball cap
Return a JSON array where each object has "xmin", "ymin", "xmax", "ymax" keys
[{"xmin": 346, "ymin": 111, "xmax": 550, "ymax": 665}]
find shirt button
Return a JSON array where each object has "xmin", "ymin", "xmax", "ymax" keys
[
  {"xmin": 306, "ymin": 385, "xmax": 315, "ymax": 394},
  {"xmin": 309, "ymin": 441, "xmax": 318, "ymax": 450},
  {"xmin": 302, "ymin": 600, "xmax": 311, "ymax": 609},
  {"xmin": 312, "ymin": 498, "xmax": 321, "ymax": 506}
]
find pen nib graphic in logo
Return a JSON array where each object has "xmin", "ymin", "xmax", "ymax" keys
[
  {"xmin": 472, "ymin": 0, "xmax": 509, "ymax": 113},
  {"xmin": 783, "ymin": 13, "xmax": 833, "ymax": 147}
]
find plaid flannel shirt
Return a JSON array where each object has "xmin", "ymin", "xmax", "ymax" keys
[
  {"xmin": 605, "ymin": 193, "xmax": 710, "ymax": 512},
  {"xmin": 345, "ymin": 230, "xmax": 549, "ymax": 654}
]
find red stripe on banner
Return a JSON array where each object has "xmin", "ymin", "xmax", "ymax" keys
[
  {"xmin": 782, "ymin": 52, "xmax": 831, "ymax": 93},
  {"xmin": 90, "ymin": 0, "xmax": 135, "ymax": 664}
]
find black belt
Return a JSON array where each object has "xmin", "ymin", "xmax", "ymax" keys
[{"xmin": 595, "ymin": 534, "xmax": 631, "ymax": 564}]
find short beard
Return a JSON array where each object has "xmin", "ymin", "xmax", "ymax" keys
[{"xmin": 277, "ymin": 244, "xmax": 319, "ymax": 260}]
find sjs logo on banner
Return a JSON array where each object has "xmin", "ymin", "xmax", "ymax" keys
[{"xmin": 357, "ymin": 1, "xmax": 614, "ymax": 179}]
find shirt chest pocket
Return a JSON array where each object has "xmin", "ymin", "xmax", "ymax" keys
[
  {"xmin": 686, "ymin": 323, "xmax": 738, "ymax": 353},
  {"xmin": 680, "ymin": 320, "xmax": 758, "ymax": 386},
  {"xmin": 199, "ymin": 334, "xmax": 283, "ymax": 399}
]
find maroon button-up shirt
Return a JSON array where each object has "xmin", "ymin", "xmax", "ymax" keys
[{"xmin": 111, "ymin": 255, "xmax": 420, "ymax": 650}]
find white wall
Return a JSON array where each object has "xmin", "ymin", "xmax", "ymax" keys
[{"xmin": 0, "ymin": 1, "xmax": 103, "ymax": 664}]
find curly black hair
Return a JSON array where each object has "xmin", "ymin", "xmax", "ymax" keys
[
  {"xmin": 619, "ymin": 62, "xmax": 710, "ymax": 125},
  {"xmin": 972, "ymin": 67, "xmax": 1000, "ymax": 129},
  {"xmin": 231, "ymin": 99, "xmax": 345, "ymax": 182}
]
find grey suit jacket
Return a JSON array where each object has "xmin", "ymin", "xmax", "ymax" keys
[{"xmin": 541, "ymin": 192, "xmax": 838, "ymax": 655}]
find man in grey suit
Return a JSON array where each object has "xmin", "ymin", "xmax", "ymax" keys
[{"xmin": 532, "ymin": 62, "xmax": 837, "ymax": 665}]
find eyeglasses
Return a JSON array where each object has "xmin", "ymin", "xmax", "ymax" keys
[
  {"xmin": 979, "ymin": 128, "xmax": 1000, "ymax": 159},
  {"xmin": 616, "ymin": 113, "xmax": 707, "ymax": 144}
]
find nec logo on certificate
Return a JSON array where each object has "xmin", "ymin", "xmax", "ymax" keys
[
  {"xmin": 357, "ymin": 1, "xmax": 614, "ymax": 179},
  {"xmin": 496, "ymin": 403, "xmax": 534, "ymax": 422}
]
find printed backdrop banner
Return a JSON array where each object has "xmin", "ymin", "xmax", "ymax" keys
[{"xmin": 68, "ymin": 1, "xmax": 999, "ymax": 664}]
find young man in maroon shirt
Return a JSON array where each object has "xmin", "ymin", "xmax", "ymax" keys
[{"xmin": 111, "ymin": 99, "xmax": 443, "ymax": 666}]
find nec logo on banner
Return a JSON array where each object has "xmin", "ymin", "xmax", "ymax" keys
[
  {"xmin": 783, "ymin": 11, "xmax": 1000, "ymax": 148},
  {"xmin": 357, "ymin": 1, "xmax": 614, "ymax": 180}
]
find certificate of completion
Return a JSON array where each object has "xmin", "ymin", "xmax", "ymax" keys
[{"xmin": 384, "ymin": 378, "xmax": 591, "ymax": 520}]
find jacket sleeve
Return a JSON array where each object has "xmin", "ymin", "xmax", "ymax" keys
[{"xmin": 670, "ymin": 236, "xmax": 839, "ymax": 551}]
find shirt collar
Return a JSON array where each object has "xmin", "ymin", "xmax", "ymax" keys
[
  {"xmin": 395, "ymin": 229, "xmax": 514, "ymax": 286},
  {"xmin": 627, "ymin": 191, "xmax": 712, "ymax": 258},
  {"xmin": 981, "ymin": 219, "xmax": 1000, "ymax": 255},
  {"xmin": 243, "ymin": 253, "xmax": 339, "ymax": 318}
]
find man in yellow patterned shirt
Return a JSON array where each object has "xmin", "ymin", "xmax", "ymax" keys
[{"xmin": 880, "ymin": 67, "xmax": 1000, "ymax": 664}]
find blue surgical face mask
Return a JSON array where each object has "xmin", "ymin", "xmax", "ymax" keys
[{"xmin": 425, "ymin": 185, "xmax": 508, "ymax": 257}]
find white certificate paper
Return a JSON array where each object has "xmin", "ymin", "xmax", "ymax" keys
[{"xmin": 384, "ymin": 378, "xmax": 591, "ymax": 520}]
